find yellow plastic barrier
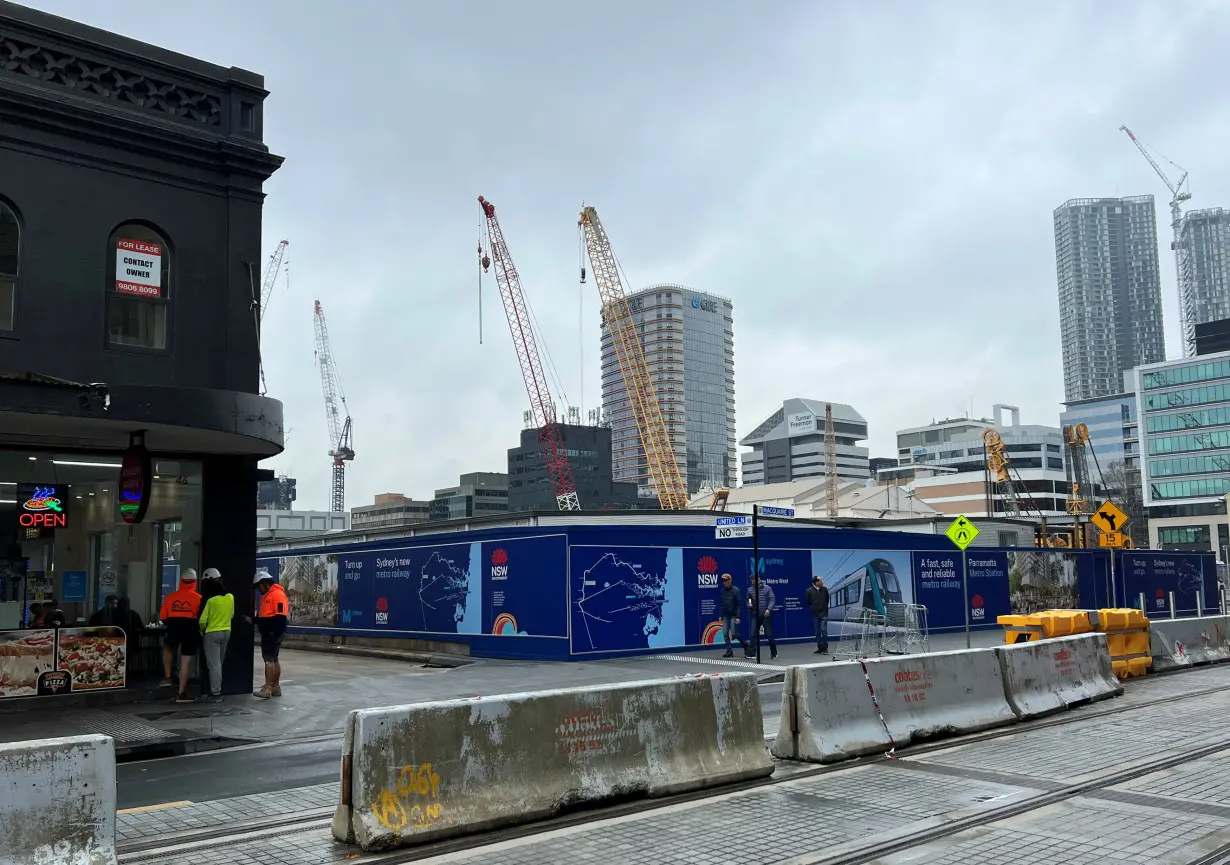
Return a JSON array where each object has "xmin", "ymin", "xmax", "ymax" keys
[
  {"xmin": 998, "ymin": 610, "xmax": 1094, "ymax": 644},
  {"xmin": 997, "ymin": 614, "xmax": 1044, "ymax": 644},
  {"xmin": 1035, "ymin": 610, "xmax": 1093, "ymax": 638},
  {"xmin": 1094, "ymin": 608, "xmax": 1151, "ymax": 679}
]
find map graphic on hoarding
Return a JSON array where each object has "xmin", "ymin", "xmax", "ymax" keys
[{"xmin": 571, "ymin": 547, "xmax": 685, "ymax": 653}]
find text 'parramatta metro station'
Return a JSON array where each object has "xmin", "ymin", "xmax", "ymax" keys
[{"xmin": 0, "ymin": 1, "xmax": 282, "ymax": 699}]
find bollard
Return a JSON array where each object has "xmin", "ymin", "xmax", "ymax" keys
[
  {"xmin": 1221, "ymin": 586, "xmax": 1227, "ymax": 616},
  {"xmin": 1139, "ymin": 592, "xmax": 1147, "ymax": 615},
  {"xmin": 1169, "ymin": 591, "xmax": 1177, "ymax": 620}
]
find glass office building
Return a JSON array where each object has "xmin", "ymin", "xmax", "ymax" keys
[
  {"xmin": 1134, "ymin": 353, "xmax": 1230, "ymax": 505},
  {"xmin": 600, "ymin": 284, "xmax": 736, "ymax": 497}
]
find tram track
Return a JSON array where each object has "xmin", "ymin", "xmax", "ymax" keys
[{"xmin": 117, "ymin": 670, "xmax": 1230, "ymax": 863}]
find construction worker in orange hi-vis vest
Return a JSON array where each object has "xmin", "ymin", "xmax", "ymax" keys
[
  {"xmin": 160, "ymin": 568, "xmax": 202, "ymax": 703},
  {"xmin": 253, "ymin": 569, "xmax": 290, "ymax": 699}
]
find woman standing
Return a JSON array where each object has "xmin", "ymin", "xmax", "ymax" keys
[{"xmin": 197, "ymin": 568, "xmax": 234, "ymax": 703}]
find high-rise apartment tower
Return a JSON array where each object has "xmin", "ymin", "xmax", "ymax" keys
[
  {"xmin": 1054, "ymin": 195, "xmax": 1166, "ymax": 402},
  {"xmin": 1182, "ymin": 208, "xmax": 1230, "ymax": 336},
  {"xmin": 600, "ymin": 284, "xmax": 736, "ymax": 497}
]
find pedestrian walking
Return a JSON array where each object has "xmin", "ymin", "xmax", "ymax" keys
[
  {"xmin": 718, "ymin": 573, "xmax": 748, "ymax": 658},
  {"xmin": 807, "ymin": 575, "xmax": 830, "ymax": 654},
  {"xmin": 747, "ymin": 573, "xmax": 778, "ymax": 660},
  {"xmin": 253, "ymin": 569, "xmax": 289, "ymax": 699},
  {"xmin": 197, "ymin": 568, "xmax": 233, "ymax": 703}
]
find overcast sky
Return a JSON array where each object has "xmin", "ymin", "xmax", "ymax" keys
[{"xmin": 26, "ymin": 0, "xmax": 1230, "ymax": 510}]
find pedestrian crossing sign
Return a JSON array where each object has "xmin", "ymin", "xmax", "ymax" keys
[{"xmin": 946, "ymin": 515, "xmax": 979, "ymax": 551}]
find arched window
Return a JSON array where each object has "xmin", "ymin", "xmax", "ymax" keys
[
  {"xmin": 0, "ymin": 200, "xmax": 18, "ymax": 332},
  {"xmin": 108, "ymin": 223, "xmax": 170, "ymax": 350}
]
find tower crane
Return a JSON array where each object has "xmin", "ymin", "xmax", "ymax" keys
[
  {"xmin": 313, "ymin": 300, "xmax": 354, "ymax": 512},
  {"xmin": 259, "ymin": 240, "xmax": 290, "ymax": 324},
  {"xmin": 477, "ymin": 196, "xmax": 580, "ymax": 511},
  {"xmin": 252, "ymin": 239, "xmax": 289, "ymax": 395},
  {"xmin": 578, "ymin": 206, "xmax": 688, "ymax": 510},
  {"xmin": 1120, "ymin": 125, "xmax": 1196, "ymax": 356},
  {"xmin": 824, "ymin": 403, "xmax": 839, "ymax": 518}
]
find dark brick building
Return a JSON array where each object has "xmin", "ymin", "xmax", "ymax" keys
[{"xmin": 0, "ymin": 2, "xmax": 282, "ymax": 696}]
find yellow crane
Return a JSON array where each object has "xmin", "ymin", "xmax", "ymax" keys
[{"xmin": 578, "ymin": 206, "xmax": 688, "ymax": 510}]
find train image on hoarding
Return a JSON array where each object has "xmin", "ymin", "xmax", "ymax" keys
[{"xmin": 828, "ymin": 558, "xmax": 904, "ymax": 621}]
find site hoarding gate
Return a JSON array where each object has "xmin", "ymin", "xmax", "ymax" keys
[{"xmin": 256, "ymin": 524, "xmax": 1216, "ymax": 662}]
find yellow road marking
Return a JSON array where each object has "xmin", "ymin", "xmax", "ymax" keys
[{"xmin": 118, "ymin": 800, "xmax": 194, "ymax": 814}]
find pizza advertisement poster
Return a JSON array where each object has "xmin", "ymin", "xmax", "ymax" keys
[
  {"xmin": 56, "ymin": 626, "xmax": 127, "ymax": 692},
  {"xmin": 0, "ymin": 629, "xmax": 56, "ymax": 698}
]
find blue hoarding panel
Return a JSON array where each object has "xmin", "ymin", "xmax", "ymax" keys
[
  {"xmin": 912, "ymin": 551, "xmax": 963, "ymax": 630},
  {"xmin": 482, "ymin": 535, "xmax": 568, "ymax": 638},
  {"xmin": 1120, "ymin": 551, "xmax": 1216, "ymax": 617}
]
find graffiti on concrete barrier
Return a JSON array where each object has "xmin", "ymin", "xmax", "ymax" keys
[
  {"xmin": 372, "ymin": 762, "xmax": 443, "ymax": 831},
  {"xmin": 557, "ymin": 709, "xmax": 626, "ymax": 756},
  {"xmin": 892, "ymin": 667, "xmax": 934, "ymax": 705}
]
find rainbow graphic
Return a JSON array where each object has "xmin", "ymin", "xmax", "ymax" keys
[
  {"xmin": 701, "ymin": 620, "xmax": 725, "ymax": 645},
  {"xmin": 492, "ymin": 613, "xmax": 526, "ymax": 636}
]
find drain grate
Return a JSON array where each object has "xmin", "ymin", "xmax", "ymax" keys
[
  {"xmin": 46, "ymin": 709, "xmax": 178, "ymax": 744},
  {"xmin": 136, "ymin": 707, "xmax": 253, "ymax": 722}
]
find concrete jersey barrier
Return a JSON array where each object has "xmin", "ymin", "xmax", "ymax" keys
[
  {"xmin": 332, "ymin": 672, "xmax": 773, "ymax": 851},
  {"xmin": 1150, "ymin": 615, "xmax": 1230, "ymax": 671},
  {"xmin": 0, "ymin": 734, "xmax": 117, "ymax": 865},
  {"xmin": 995, "ymin": 633, "xmax": 1123, "ymax": 720},
  {"xmin": 773, "ymin": 648, "xmax": 1017, "ymax": 763}
]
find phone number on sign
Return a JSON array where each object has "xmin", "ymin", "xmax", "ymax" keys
[{"xmin": 116, "ymin": 282, "xmax": 161, "ymax": 297}]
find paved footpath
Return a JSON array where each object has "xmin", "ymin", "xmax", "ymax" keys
[{"xmin": 117, "ymin": 662, "xmax": 1230, "ymax": 865}]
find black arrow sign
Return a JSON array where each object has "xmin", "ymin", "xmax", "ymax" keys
[{"xmin": 1098, "ymin": 510, "xmax": 1118, "ymax": 531}]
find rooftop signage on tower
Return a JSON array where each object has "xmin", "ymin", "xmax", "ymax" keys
[
  {"xmin": 691, "ymin": 295, "xmax": 717, "ymax": 313},
  {"xmin": 787, "ymin": 412, "xmax": 816, "ymax": 435}
]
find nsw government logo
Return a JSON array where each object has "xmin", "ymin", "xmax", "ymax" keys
[
  {"xmin": 491, "ymin": 547, "xmax": 509, "ymax": 580},
  {"xmin": 696, "ymin": 555, "xmax": 720, "ymax": 588},
  {"xmin": 971, "ymin": 593, "xmax": 985, "ymax": 620},
  {"xmin": 375, "ymin": 597, "xmax": 389, "ymax": 625}
]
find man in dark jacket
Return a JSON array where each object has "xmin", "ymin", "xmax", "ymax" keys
[
  {"xmin": 806, "ymin": 575, "xmax": 831, "ymax": 654},
  {"xmin": 718, "ymin": 574, "xmax": 748, "ymax": 658},
  {"xmin": 747, "ymin": 574, "xmax": 778, "ymax": 660}
]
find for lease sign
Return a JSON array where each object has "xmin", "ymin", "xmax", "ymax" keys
[{"xmin": 115, "ymin": 238, "xmax": 163, "ymax": 297}]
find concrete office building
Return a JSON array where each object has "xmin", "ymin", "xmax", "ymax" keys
[
  {"xmin": 601, "ymin": 284, "xmax": 735, "ymax": 497},
  {"xmin": 1054, "ymin": 196, "xmax": 1166, "ymax": 402},
  {"xmin": 256, "ymin": 509, "xmax": 349, "ymax": 540},
  {"xmin": 740, "ymin": 399, "xmax": 870, "ymax": 485},
  {"xmin": 1180, "ymin": 208, "xmax": 1230, "ymax": 355},
  {"xmin": 896, "ymin": 406, "xmax": 1072, "ymax": 517},
  {"xmin": 0, "ymin": 3, "xmax": 282, "ymax": 692},
  {"xmin": 507, "ymin": 423, "xmax": 643, "ymax": 511},
  {"xmin": 352, "ymin": 493, "xmax": 431, "ymax": 531},
  {"xmin": 430, "ymin": 473, "xmax": 509, "ymax": 521},
  {"xmin": 1131, "ymin": 352, "xmax": 1230, "ymax": 552}
]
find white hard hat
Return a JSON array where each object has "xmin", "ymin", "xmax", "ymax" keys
[
  {"xmin": 253, "ymin": 568, "xmax": 274, "ymax": 585},
  {"xmin": 203, "ymin": 567, "xmax": 221, "ymax": 580}
]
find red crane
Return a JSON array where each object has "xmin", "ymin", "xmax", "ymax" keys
[{"xmin": 478, "ymin": 196, "xmax": 580, "ymax": 511}]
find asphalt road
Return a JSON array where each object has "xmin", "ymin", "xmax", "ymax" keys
[{"xmin": 116, "ymin": 682, "xmax": 785, "ymax": 810}]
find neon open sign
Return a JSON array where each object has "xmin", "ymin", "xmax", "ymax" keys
[{"xmin": 17, "ymin": 485, "xmax": 68, "ymax": 529}]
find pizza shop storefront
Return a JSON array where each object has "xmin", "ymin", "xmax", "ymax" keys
[{"xmin": 0, "ymin": 385, "xmax": 281, "ymax": 701}]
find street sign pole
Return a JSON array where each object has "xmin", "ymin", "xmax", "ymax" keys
[
  {"xmin": 752, "ymin": 505, "xmax": 760, "ymax": 665},
  {"xmin": 945, "ymin": 515, "xmax": 980, "ymax": 650},
  {"xmin": 963, "ymin": 548, "xmax": 970, "ymax": 649}
]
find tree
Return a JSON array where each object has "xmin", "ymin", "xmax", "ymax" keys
[{"xmin": 1100, "ymin": 460, "xmax": 1147, "ymax": 548}]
